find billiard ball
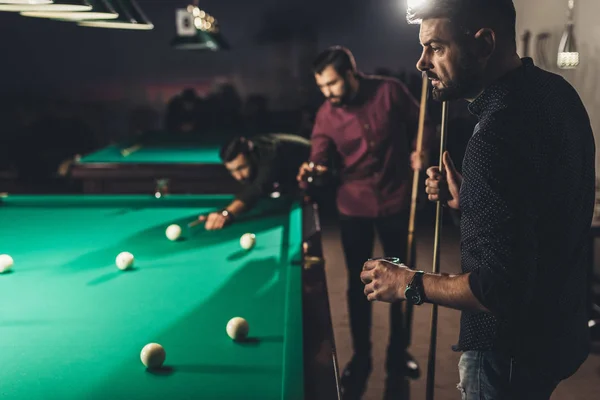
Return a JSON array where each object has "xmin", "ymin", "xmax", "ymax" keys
[
  {"xmin": 140, "ymin": 343, "xmax": 166, "ymax": 369},
  {"xmin": 0, "ymin": 254, "xmax": 14, "ymax": 274},
  {"xmin": 165, "ymin": 224, "xmax": 182, "ymax": 241},
  {"xmin": 116, "ymin": 252, "xmax": 134, "ymax": 271},
  {"xmin": 240, "ymin": 233, "xmax": 256, "ymax": 250},
  {"xmin": 226, "ymin": 317, "xmax": 249, "ymax": 341}
]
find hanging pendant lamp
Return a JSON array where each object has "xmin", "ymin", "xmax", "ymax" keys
[
  {"xmin": 20, "ymin": 0, "xmax": 117, "ymax": 20},
  {"xmin": 0, "ymin": 0, "xmax": 90, "ymax": 12},
  {"xmin": 0, "ymin": 1, "xmax": 52, "ymax": 4},
  {"xmin": 78, "ymin": 0, "xmax": 152, "ymax": 30},
  {"xmin": 557, "ymin": 0, "xmax": 580, "ymax": 69},
  {"xmin": 170, "ymin": 3, "xmax": 229, "ymax": 51}
]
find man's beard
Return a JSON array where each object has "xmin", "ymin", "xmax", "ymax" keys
[
  {"xmin": 429, "ymin": 55, "xmax": 482, "ymax": 102},
  {"xmin": 328, "ymin": 80, "xmax": 354, "ymax": 107}
]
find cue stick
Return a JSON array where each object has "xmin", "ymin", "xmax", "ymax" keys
[
  {"xmin": 187, "ymin": 211, "xmax": 213, "ymax": 228},
  {"xmin": 188, "ymin": 217, "xmax": 205, "ymax": 228},
  {"xmin": 120, "ymin": 144, "xmax": 142, "ymax": 157},
  {"xmin": 404, "ymin": 72, "xmax": 429, "ymax": 346},
  {"xmin": 426, "ymin": 101, "xmax": 450, "ymax": 400}
]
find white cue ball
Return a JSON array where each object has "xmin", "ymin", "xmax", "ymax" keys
[
  {"xmin": 165, "ymin": 224, "xmax": 182, "ymax": 241},
  {"xmin": 226, "ymin": 317, "xmax": 249, "ymax": 341},
  {"xmin": 0, "ymin": 254, "xmax": 14, "ymax": 274},
  {"xmin": 140, "ymin": 343, "xmax": 166, "ymax": 369},
  {"xmin": 116, "ymin": 251, "xmax": 134, "ymax": 271},
  {"xmin": 240, "ymin": 233, "xmax": 256, "ymax": 250}
]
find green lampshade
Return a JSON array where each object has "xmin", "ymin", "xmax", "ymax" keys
[
  {"xmin": 78, "ymin": 0, "xmax": 152, "ymax": 30},
  {"xmin": 171, "ymin": 30, "xmax": 230, "ymax": 51},
  {"xmin": 0, "ymin": 0, "xmax": 91, "ymax": 12},
  {"xmin": 171, "ymin": 6, "xmax": 229, "ymax": 51},
  {"xmin": 20, "ymin": 0, "xmax": 117, "ymax": 20}
]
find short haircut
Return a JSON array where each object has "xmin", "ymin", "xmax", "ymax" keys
[
  {"xmin": 219, "ymin": 136, "xmax": 253, "ymax": 162},
  {"xmin": 407, "ymin": 0, "xmax": 516, "ymax": 42},
  {"xmin": 312, "ymin": 46, "xmax": 357, "ymax": 76}
]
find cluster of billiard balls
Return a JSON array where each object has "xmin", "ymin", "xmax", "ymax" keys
[
  {"xmin": 165, "ymin": 224, "xmax": 257, "ymax": 249},
  {"xmin": 141, "ymin": 317, "xmax": 250, "ymax": 369},
  {"xmin": 112, "ymin": 227, "xmax": 257, "ymax": 271},
  {"xmin": 0, "ymin": 225, "xmax": 258, "ymax": 370}
]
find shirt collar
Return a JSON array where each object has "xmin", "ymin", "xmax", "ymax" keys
[
  {"xmin": 343, "ymin": 74, "xmax": 369, "ymax": 107},
  {"xmin": 468, "ymin": 57, "xmax": 534, "ymax": 118}
]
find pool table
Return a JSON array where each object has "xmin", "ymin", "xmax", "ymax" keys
[
  {"xmin": 0, "ymin": 194, "xmax": 340, "ymax": 399},
  {"xmin": 70, "ymin": 131, "xmax": 240, "ymax": 195}
]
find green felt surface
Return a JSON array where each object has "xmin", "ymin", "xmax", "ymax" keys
[
  {"xmin": 0, "ymin": 195, "xmax": 304, "ymax": 400},
  {"xmin": 78, "ymin": 144, "xmax": 222, "ymax": 164},
  {"xmin": 77, "ymin": 131, "xmax": 231, "ymax": 164}
]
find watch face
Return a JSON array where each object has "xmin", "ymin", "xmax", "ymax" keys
[{"xmin": 405, "ymin": 288, "xmax": 421, "ymax": 305}]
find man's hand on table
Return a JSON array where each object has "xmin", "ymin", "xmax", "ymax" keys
[{"xmin": 198, "ymin": 211, "xmax": 231, "ymax": 231}]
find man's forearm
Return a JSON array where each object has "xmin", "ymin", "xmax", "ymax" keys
[
  {"xmin": 421, "ymin": 272, "xmax": 489, "ymax": 313},
  {"xmin": 226, "ymin": 199, "xmax": 247, "ymax": 216}
]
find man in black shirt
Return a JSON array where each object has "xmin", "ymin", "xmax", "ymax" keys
[
  {"xmin": 360, "ymin": 0, "xmax": 595, "ymax": 399},
  {"xmin": 199, "ymin": 133, "xmax": 310, "ymax": 230}
]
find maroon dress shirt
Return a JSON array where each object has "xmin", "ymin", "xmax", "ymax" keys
[{"xmin": 310, "ymin": 75, "xmax": 434, "ymax": 218}]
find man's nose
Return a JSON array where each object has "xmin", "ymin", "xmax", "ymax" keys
[{"xmin": 416, "ymin": 49, "xmax": 432, "ymax": 72}]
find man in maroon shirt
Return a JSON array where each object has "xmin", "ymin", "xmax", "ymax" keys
[{"xmin": 298, "ymin": 46, "xmax": 434, "ymax": 399}]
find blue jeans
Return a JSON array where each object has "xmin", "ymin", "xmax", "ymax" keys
[{"xmin": 457, "ymin": 351, "xmax": 560, "ymax": 400}]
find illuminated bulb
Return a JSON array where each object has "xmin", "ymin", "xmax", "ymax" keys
[{"xmin": 407, "ymin": 0, "xmax": 428, "ymax": 9}]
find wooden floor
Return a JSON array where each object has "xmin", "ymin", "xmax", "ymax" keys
[{"xmin": 320, "ymin": 215, "xmax": 600, "ymax": 400}]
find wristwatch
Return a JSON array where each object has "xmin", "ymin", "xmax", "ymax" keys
[
  {"xmin": 221, "ymin": 209, "xmax": 235, "ymax": 224},
  {"xmin": 404, "ymin": 271, "xmax": 426, "ymax": 305}
]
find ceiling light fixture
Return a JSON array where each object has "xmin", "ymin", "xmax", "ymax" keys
[
  {"xmin": 0, "ymin": 0, "xmax": 90, "ymax": 12},
  {"xmin": 170, "ymin": 3, "xmax": 229, "ymax": 51},
  {"xmin": 78, "ymin": 0, "xmax": 152, "ymax": 30}
]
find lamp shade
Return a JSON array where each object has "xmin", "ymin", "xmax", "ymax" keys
[
  {"xmin": 171, "ymin": 6, "xmax": 229, "ymax": 51},
  {"xmin": 21, "ymin": 0, "xmax": 117, "ymax": 20},
  {"xmin": 557, "ymin": 0, "xmax": 579, "ymax": 69},
  {"xmin": 78, "ymin": 0, "xmax": 152, "ymax": 30},
  {"xmin": 0, "ymin": 0, "xmax": 91, "ymax": 12},
  {"xmin": 0, "ymin": 1, "xmax": 52, "ymax": 4}
]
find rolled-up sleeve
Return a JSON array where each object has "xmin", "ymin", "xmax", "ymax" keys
[
  {"xmin": 309, "ymin": 108, "xmax": 334, "ymax": 166},
  {"xmin": 463, "ymin": 118, "xmax": 535, "ymax": 319}
]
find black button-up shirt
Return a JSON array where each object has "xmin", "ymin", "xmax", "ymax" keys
[
  {"xmin": 237, "ymin": 133, "xmax": 310, "ymax": 207},
  {"xmin": 456, "ymin": 58, "xmax": 595, "ymax": 380}
]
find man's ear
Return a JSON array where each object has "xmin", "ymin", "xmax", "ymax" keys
[{"xmin": 474, "ymin": 28, "xmax": 496, "ymax": 61}]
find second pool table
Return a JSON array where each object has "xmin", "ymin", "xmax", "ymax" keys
[
  {"xmin": 0, "ymin": 194, "xmax": 339, "ymax": 399},
  {"xmin": 70, "ymin": 131, "xmax": 240, "ymax": 194}
]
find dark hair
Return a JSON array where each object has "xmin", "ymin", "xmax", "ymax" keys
[
  {"xmin": 312, "ymin": 46, "xmax": 357, "ymax": 76},
  {"xmin": 407, "ymin": 0, "xmax": 516, "ymax": 42},
  {"xmin": 219, "ymin": 136, "xmax": 253, "ymax": 162}
]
